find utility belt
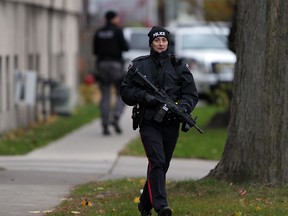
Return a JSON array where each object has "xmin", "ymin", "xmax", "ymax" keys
[
  {"xmin": 162, "ymin": 112, "xmax": 181, "ymax": 125},
  {"xmin": 132, "ymin": 104, "xmax": 180, "ymax": 130},
  {"xmin": 132, "ymin": 104, "xmax": 142, "ymax": 130}
]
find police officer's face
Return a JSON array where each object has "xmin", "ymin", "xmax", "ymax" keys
[{"xmin": 151, "ymin": 37, "xmax": 168, "ymax": 53}]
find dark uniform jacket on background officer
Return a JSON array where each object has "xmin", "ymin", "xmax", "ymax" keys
[{"xmin": 93, "ymin": 22, "xmax": 129, "ymax": 63}]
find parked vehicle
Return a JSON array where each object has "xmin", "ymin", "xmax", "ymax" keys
[
  {"xmin": 174, "ymin": 24, "xmax": 236, "ymax": 105},
  {"xmin": 123, "ymin": 27, "xmax": 151, "ymax": 70}
]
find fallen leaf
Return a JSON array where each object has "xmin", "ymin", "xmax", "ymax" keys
[
  {"xmin": 28, "ymin": 211, "xmax": 41, "ymax": 214},
  {"xmin": 255, "ymin": 206, "xmax": 262, "ymax": 211},
  {"xmin": 127, "ymin": 178, "xmax": 137, "ymax": 182},
  {"xmin": 139, "ymin": 178, "xmax": 146, "ymax": 185},
  {"xmin": 60, "ymin": 198, "xmax": 73, "ymax": 201},
  {"xmin": 81, "ymin": 198, "xmax": 92, "ymax": 206},
  {"xmin": 81, "ymin": 199, "xmax": 88, "ymax": 206},
  {"xmin": 238, "ymin": 190, "xmax": 247, "ymax": 196},
  {"xmin": 134, "ymin": 196, "xmax": 140, "ymax": 203},
  {"xmin": 42, "ymin": 210, "xmax": 53, "ymax": 213}
]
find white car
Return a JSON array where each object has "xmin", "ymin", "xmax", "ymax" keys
[
  {"xmin": 174, "ymin": 24, "xmax": 236, "ymax": 103},
  {"xmin": 123, "ymin": 27, "xmax": 151, "ymax": 70}
]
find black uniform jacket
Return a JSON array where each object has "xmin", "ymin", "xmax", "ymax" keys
[
  {"xmin": 120, "ymin": 50, "xmax": 198, "ymax": 120},
  {"xmin": 93, "ymin": 23, "xmax": 129, "ymax": 62}
]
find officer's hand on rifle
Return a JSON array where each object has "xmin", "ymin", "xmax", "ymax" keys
[
  {"xmin": 178, "ymin": 104, "xmax": 188, "ymax": 113},
  {"xmin": 177, "ymin": 105, "xmax": 190, "ymax": 132},
  {"xmin": 144, "ymin": 92, "xmax": 158, "ymax": 106}
]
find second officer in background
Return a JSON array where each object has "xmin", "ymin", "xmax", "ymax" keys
[{"xmin": 93, "ymin": 10, "xmax": 129, "ymax": 135}]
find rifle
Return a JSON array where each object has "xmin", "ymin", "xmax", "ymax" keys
[{"xmin": 133, "ymin": 68, "xmax": 203, "ymax": 134}]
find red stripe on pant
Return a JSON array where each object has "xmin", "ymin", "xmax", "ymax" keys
[{"xmin": 147, "ymin": 161, "xmax": 153, "ymax": 206}]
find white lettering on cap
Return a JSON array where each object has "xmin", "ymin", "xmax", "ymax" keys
[{"xmin": 153, "ymin": 32, "xmax": 166, "ymax": 38}]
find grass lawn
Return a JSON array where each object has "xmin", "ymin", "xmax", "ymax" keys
[
  {"xmin": 45, "ymin": 178, "xmax": 288, "ymax": 216},
  {"xmin": 4, "ymin": 103, "xmax": 286, "ymax": 215},
  {"xmin": 0, "ymin": 104, "xmax": 100, "ymax": 155}
]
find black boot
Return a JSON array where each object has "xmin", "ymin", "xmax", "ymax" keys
[
  {"xmin": 112, "ymin": 116, "xmax": 122, "ymax": 134},
  {"xmin": 158, "ymin": 207, "xmax": 172, "ymax": 216},
  {"xmin": 138, "ymin": 203, "xmax": 152, "ymax": 216},
  {"xmin": 102, "ymin": 125, "xmax": 110, "ymax": 136}
]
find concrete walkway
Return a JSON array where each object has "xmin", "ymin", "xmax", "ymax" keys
[{"xmin": 0, "ymin": 106, "xmax": 218, "ymax": 216}]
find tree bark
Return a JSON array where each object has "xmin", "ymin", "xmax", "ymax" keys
[{"xmin": 207, "ymin": 0, "xmax": 288, "ymax": 185}]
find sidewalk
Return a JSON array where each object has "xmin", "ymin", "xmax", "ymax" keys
[{"xmin": 0, "ymin": 106, "xmax": 218, "ymax": 216}]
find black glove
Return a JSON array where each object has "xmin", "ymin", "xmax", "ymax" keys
[
  {"xmin": 144, "ymin": 93, "xmax": 158, "ymax": 106},
  {"xmin": 179, "ymin": 104, "xmax": 188, "ymax": 113},
  {"xmin": 181, "ymin": 122, "xmax": 190, "ymax": 132},
  {"xmin": 178, "ymin": 105, "xmax": 190, "ymax": 132}
]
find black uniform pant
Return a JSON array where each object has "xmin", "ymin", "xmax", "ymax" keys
[{"xmin": 139, "ymin": 119, "xmax": 180, "ymax": 213}]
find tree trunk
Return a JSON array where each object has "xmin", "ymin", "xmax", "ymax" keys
[{"xmin": 207, "ymin": 0, "xmax": 288, "ymax": 185}]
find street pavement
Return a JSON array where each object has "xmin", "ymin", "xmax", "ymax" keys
[{"xmin": 0, "ymin": 106, "xmax": 218, "ymax": 216}]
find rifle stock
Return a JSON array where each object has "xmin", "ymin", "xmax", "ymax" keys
[{"xmin": 133, "ymin": 68, "xmax": 203, "ymax": 134}]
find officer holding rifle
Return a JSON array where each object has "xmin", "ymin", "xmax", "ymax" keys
[{"xmin": 120, "ymin": 26, "xmax": 199, "ymax": 216}]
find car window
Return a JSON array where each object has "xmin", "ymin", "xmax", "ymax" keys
[{"xmin": 181, "ymin": 34, "xmax": 227, "ymax": 50}]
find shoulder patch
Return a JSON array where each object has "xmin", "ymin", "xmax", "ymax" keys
[
  {"xmin": 185, "ymin": 63, "xmax": 193, "ymax": 74},
  {"xmin": 127, "ymin": 62, "xmax": 133, "ymax": 70}
]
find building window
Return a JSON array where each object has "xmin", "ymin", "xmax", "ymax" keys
[
  {"xmin": 36, "ymin": 53, "xmax": 40, "ymax": 73},
  {"xmin": 14, "ymin": 55, "xmax": 18, "ymax": 70},
  {"xmin": 28, "ymin": 54, "xmax": 34, "ymax": 70}
]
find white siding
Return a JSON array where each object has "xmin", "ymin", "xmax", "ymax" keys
[{"xmin": 0, "ymin": 0, "xmax": 83, "ymax": 133}]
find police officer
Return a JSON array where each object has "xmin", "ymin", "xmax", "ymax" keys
[
  {"xmin": 120, "ymin": 26, "xmax": 198, "ymax": 216},
  {"xmin": 93, "ymin": 10, "xmax": 129, "ymax": 135}
]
